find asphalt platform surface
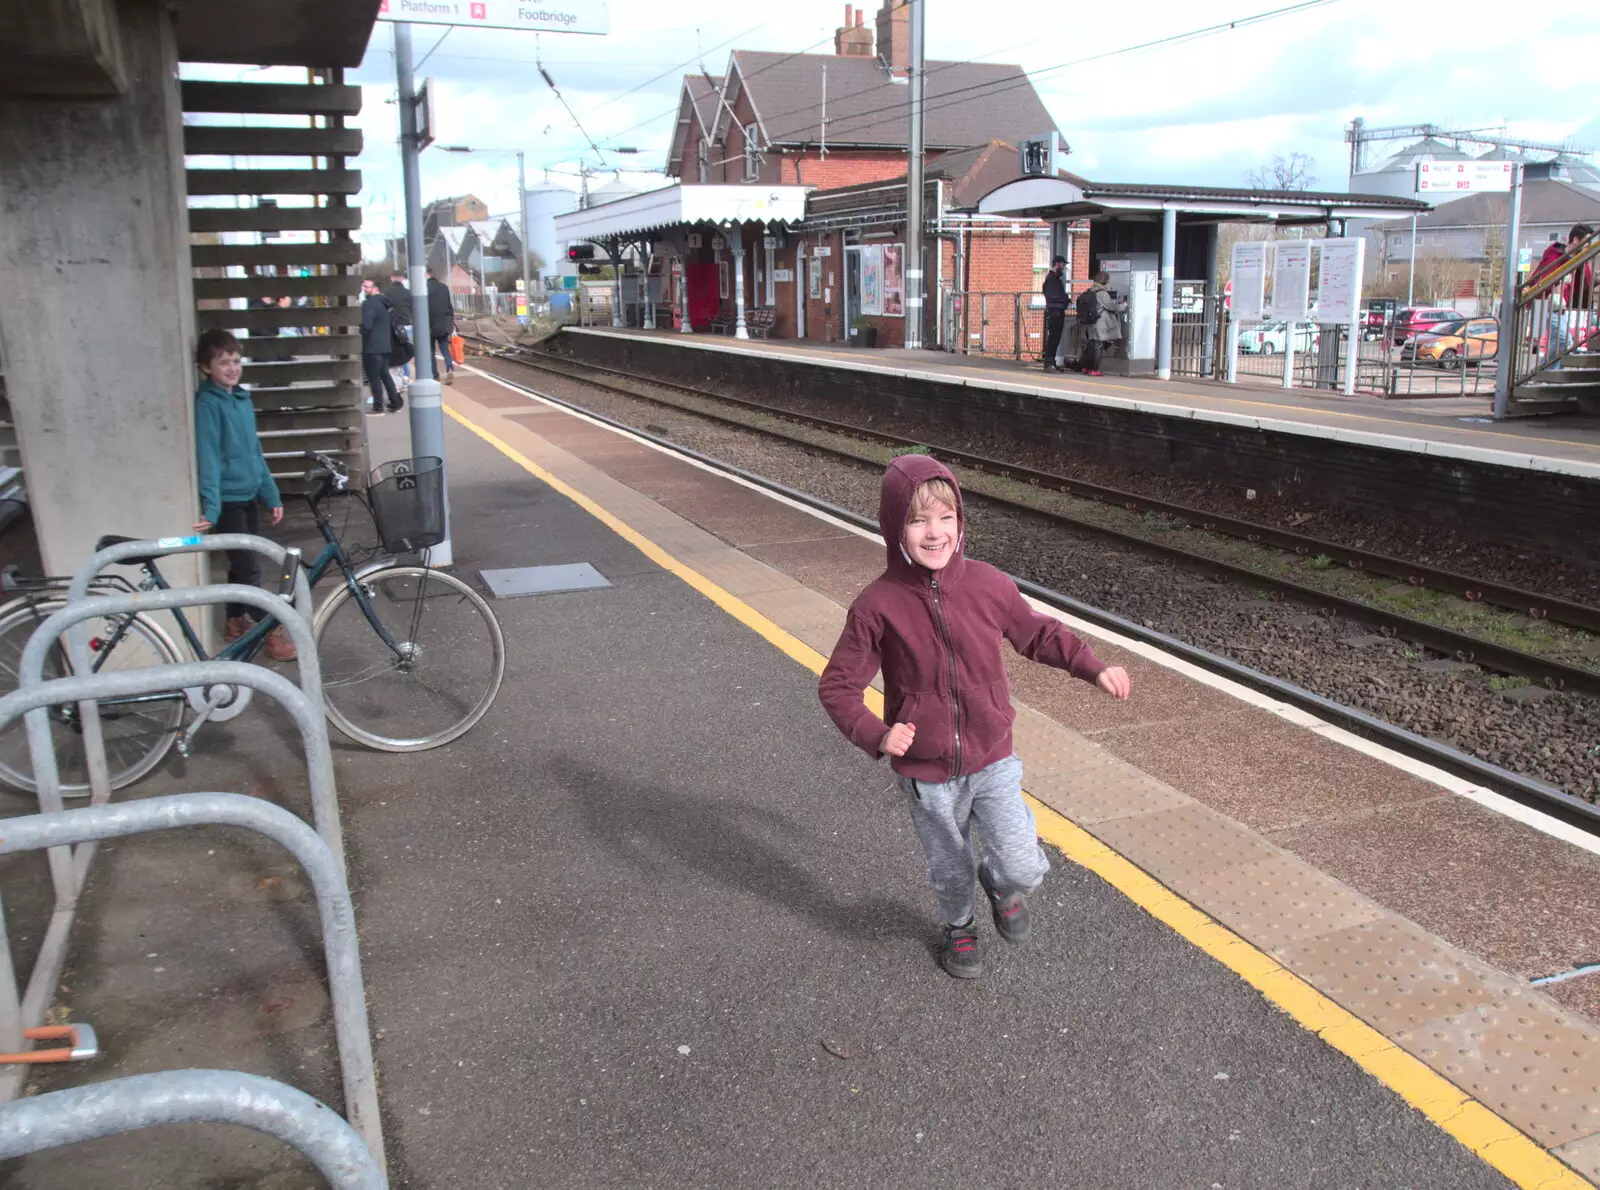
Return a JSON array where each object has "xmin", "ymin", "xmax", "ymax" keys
[{"xmin": 0, "ymin": 410, "xmax": 1516, "ymax": 1188}]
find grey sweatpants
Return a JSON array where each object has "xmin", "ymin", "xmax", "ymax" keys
[{"xmin": 897, "ymin": 754, "xmax": 1050, "ymax": 927}]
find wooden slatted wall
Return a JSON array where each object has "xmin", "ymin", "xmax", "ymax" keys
[{"xmin": 182, "ymin": 75, "xmax": 367, "ymax": 491}]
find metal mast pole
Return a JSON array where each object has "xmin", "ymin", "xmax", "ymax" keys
[
  {"xmin": 518, "ymin": 150, "xmax": 532, "ymax": 298},
  {"xmin": 903, "ymin": 0, "xmax": 926, "ymax": 349},
  {"xmin": 393, "ymin": 21, "xmax": 451, "ymax": 565},
  {"xmin": 1492, "ymin": 163, "xmax": 1524, "ymax": 420}
]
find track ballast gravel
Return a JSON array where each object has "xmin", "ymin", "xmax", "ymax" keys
[{"xmin": 480, "ymin": 357, "xmax": 1600, "ymax": 802}]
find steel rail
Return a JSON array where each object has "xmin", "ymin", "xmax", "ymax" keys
[
  {"xmin": 472, "ymin": 339, "xmax": 1600, "ymax": 634},
  {"xmin": 467, "ymin": 344, "xmax": 1600, "ymax": 697},
  {"xmin": 454, "ymin": 363, "xmax": 1600, "ymax": 832}
]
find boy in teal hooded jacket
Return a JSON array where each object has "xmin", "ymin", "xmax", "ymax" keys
[{"xmin": 192, "ymin": 328, "xmax": 296, "ymax": 662}]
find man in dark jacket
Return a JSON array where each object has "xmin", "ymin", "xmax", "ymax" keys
[
  {"xmin": 1041, "ymin": 255, "xmax": 1069, "ymax": 372},
  {"xmin": 426, "ymin": 266, "xmax": 457, "ymax": 385},
  {"xmin": 360, "ymin": 277, "xmax": 403, "ymax": 414}
]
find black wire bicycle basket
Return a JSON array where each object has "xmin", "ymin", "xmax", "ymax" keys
[{"xmin": 368, "ymin": 456, "xmax": 445, "ymax": 554}]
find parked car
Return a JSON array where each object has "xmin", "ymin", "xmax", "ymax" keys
[
  {"xmin": 1406, "ymin": 317, "xmax": 1498, "ymax": 368},
  {"xmin": 1391, "ymin": 305, "xmax": 1460, "ymax": 345},
  {"xmin": 1362, "ymin": 297, "xmax": 1398, "ymax": 340},
  {"xmin": 1240, "ymin": 321, "xmax": 1320, "ymax": 354}
]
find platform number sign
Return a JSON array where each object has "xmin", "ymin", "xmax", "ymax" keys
[{"xmin": 377, "ymin": 0, "xmax": 610, "ymax": 35}]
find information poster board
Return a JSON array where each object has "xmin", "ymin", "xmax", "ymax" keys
[
  {"xmin": 1230, "ymin": 242, "xmax": 1266, "ymax": 323},
  {"xmin": 882, "ymin": 244, "xmax": 905, "ymax": 317},
  {"xmin": 1266, "ymin": 241, "xmax": 1311, "ymax": 321},
  {"xmin": 1313, "ymin": 238, "xmax": 1364, "ymax": 326},
  {"xmin": 859, "ymin": 245, "xmax": 883, "ymax": 316}
]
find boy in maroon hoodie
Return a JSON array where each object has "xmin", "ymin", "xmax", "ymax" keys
[{"xmin": 820, "ymin": 455, "xmax": 1131, "ymax": 978}]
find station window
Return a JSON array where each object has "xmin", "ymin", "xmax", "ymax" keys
[
  {"xmin": 743, "ymin": 122, "xmax": 760, "ymax": 181},
  {"xmin": 697, "ymin": 137, "xmax": 709, "ymax": 184},
  {"xmin": 1032, "ymin": 229, "xmax": 1052, "ymax": 273}
]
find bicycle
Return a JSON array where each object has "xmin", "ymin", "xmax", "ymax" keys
[{"xmin": 0, "ymin": 452, "xmax": 505, "ymax": 794}]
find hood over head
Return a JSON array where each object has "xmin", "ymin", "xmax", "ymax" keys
[{"xmin": 879, "ymin": 454, "xmax": 967, "ymax": 582}]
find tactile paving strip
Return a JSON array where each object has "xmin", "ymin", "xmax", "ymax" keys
[
  {"xmin": 1394, "ymin": 995, "xmax": 1600, "ymax": 1148},
  {"xmin": 1184, "ymin": 855, "xmax": 1387, "ymax": 953},
  {"xmin": 1276, "ymin": 917, "xmax": 1506, "ymax": 1034},
  {"xmin": 1093, "ymin": 802, "xmax": 1282, "ymax": 887}
]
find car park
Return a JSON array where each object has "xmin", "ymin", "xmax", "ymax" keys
[
  {"xmin": 1405, "ymin": 317, "xmax": 1498, "ymax": 368},
  {"xmin": 1240, "ymin": 321, "xmax": 1320, "ymax": 354},
  {"xmin": 1391, "ymin": 305, "xmax": 1460, "ymax": 345}
]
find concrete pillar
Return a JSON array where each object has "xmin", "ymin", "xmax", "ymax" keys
[
  {"xmin": 0, "ymin": 0, "xmax": 201, "ymax": 585},
  {"xmin": 607, "ymin": 241, "xmax": 624, "ymax": 327},
  {"xmin": 731, "ymin": 222, "xmax": 748, "ymax": 340},
  {"xmin": 1157, "ymin": 205, "xmax": 1177, "ymax": 381}
]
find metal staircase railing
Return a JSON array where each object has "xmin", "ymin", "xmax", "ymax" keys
[{"xmin": 1506, "ymin": 227, "xmax": 1600, "ymax": 413}]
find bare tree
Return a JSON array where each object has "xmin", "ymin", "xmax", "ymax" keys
[{"xmin": 1248, "ymin": 153, "xmax": 1318, "ymax": 192}]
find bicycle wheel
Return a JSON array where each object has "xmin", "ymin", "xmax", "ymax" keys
[
  {"xmin": 0, "ymin": 600, "xmax": 185, "ymax": 795},
  {"xmin": 313, "ymin": 565, "xmax": 505, "ymax": 751}
]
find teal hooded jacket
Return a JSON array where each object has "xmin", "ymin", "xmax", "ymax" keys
[{"xmin": 194, "ymin": 378, "xmax": 280, "ymax": 524}]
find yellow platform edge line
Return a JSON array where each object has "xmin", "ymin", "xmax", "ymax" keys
[{"xmin": 443, "ymin": 399, "xmax": 1594, "ymax": 1190}]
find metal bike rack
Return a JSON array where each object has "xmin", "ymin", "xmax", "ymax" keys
[
  {"xmin": 0, "ymin": 794, "xmax": 382, "ymax": 1165},
  {"xmin": 0, "ymin": 661, "xmax": 346, "ymax": 1039},
  {"xmin": 17, "ymin": 595, "xmax": 334, "ymax": 842},
  {"xmin": 53, "ymin": 534, "xmax": 316, "ymax": 810},
  {"xmin": 0, "ymin": 1069, "xmax": 386, "ymax": 1189}
]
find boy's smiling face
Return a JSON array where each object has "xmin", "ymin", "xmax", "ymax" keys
[
  {"xmin": 904, "ymin": 497, "xmax": 959, "ymax": 571},
  {"xmin": 202, "ymin": 350, "xmax": 243, "ymax": 389}
]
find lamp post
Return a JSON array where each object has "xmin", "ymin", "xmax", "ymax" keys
[{"xmin": 439, "ymin": 145, "xmax": 531, "ymax": 304}]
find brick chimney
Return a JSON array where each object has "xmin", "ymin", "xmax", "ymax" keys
[
  {"xmin": 835, "ymin": 5, "xmax": 872, "ymax": 57},
  {"xmin": 875, "ymin": 0, "xmax": 910, "ymax": 77}
]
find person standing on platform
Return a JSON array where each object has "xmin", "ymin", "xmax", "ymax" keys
[
  {"xmin": 385, "ymin": 269, "xmax": 413, "ymax": 394},
  {"xmin": 191, "ymin": 328, "xmax": 297, "ymax": 663},
  {"xmin": 360, "ymin": 277, "xmax": 403, "ymax": 415},
  {"xmin": 427, "ymin": 266, "xmax": 457, "ymax": 386},
  {"xmin": 1076, "ymin": 270, "xmax": 1125, "ymax": 377},
  {"xmin": 819, "ymin": 455, "xmax": 1132, "ymax": 979},
  {"xmin": 1041, "ymin": 255, "xmax": 1069, "ymax": 373}
]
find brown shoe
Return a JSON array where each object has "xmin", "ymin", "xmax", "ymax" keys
[
  {"xmin": 222, "ymin": 615, "xmax": 253, "ymax": 643},
  {"xmin": 263, "ymin": 625, "xmax": 298, "ymax": 663}
]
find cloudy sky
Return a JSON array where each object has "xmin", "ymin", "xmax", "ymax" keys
[{"xmin": 192, "ymin": 0, "xmax": 1600, "ymax": 258}]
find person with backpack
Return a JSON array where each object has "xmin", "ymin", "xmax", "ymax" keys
[
  {"xmin": 1075, "ymin": 270, "xmax": 1125, "ymax": 376},
  {"xmin": 426, "ymin": 266, "xmax": 457, "ymax": 385},
  {"xmin": 360, "ymin": 277, "xmax": 404, "ymax": 414}
]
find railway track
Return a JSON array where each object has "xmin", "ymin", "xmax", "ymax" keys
[
  {"xmin": 464, "ymin": 336, "xmax": 1600, "ymax": 699},
  {"xmin": 455, "ymin": 343, "xmax": 1600, "ymax": 834}
]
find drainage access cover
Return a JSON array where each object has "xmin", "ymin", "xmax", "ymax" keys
[{"xmin": 479, "ymin": 563, "xmax": 613, "ymax": 598}]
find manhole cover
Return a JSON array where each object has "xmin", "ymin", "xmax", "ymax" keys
[{"xmin": 479, "ymin": 563, "xmax": 613, "ymax": 598}]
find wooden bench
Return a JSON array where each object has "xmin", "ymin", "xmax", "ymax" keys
[{"xmin": 709, "ymin": 305, "xmax": 777, "ymax": 337}]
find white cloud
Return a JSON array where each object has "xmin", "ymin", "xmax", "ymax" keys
[{"xmin": 188, "ymin": 1, "xmax": 1600, "ymax": 258}]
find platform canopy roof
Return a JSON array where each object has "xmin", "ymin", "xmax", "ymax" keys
[
  {"xmin": 555, "ymin": 184, "xmax": 811, "ymax": 246},
  {"xmin": 977, "ymin": 175, "xmax": 1429, "ymax": 226}
]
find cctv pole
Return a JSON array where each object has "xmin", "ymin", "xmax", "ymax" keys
[
  {"xmin": 393, "ymin": 21, "xmax": 452, "ymax": 565},
  {"xmin": 518, "ymin": 149, "xmax": 532, "ymax": 312},
  {"xmin": 903, "ymin": 0, "xmax": 926, "ymax": 349}
]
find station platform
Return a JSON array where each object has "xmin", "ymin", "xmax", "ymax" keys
[
  {"xmin": 3, "ymin": 366, "xmax": 1599, "ymax": 1187},
  {"xmin": 562, "ymin": 326, "xmax": 1600, "ymax": 478}
]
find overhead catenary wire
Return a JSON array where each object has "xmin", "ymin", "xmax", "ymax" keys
[{"xmin": 807, "ymin": 0, "xmax": 1340, "ymax": 146}]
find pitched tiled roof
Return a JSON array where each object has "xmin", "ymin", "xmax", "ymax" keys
[
  {"xmin": 667, "ymin": 75, "xmax": 725, "ymax": 173},
  {"xmin": 1373, "ymin": 178, "xmax": 1600, "ymax": 228},
  {"xmin": 725, "ymin": 51, "xmax": 1060, "ymax": 151}
]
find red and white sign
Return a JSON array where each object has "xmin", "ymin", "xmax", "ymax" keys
[
  {"xmin": 1417, "ymin": 161, "xmax": 1514, "ymax": 193},
  {"xmin": 377, "ymin": 0, "xmax": 608, "ymax": 34}
]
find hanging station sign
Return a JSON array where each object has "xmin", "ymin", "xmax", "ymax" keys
[
  {"xmin": 377, "ymin": 0, "xmax": 610, "ymax": 35},
  {"xmin": 1416, "ymin": 161, "xmax": 1514, "ymax": 193}
]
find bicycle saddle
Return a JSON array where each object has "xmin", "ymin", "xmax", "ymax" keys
[{"xmin": 93, "ymin": 534, "xmax": 160, "ymax": 566}]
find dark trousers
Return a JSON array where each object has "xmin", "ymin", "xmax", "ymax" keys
[
  {"xmin": 1043, "ymin": 310, "xmax": 1066, "ymax": 365},
  {"xmin": 1080, "ymin": 336, "xmax": 1104, "ymax": 373},
  {"xmin": 214, "ymin": 501, "xmax": 264, "ymax": 621},
  {"xmin": 432, "ymin": 334, "xmax": 455, "ymax": 376},
  {"xmin": 362, "ymin": 351, "xmax": 401, "ymax": 410}
]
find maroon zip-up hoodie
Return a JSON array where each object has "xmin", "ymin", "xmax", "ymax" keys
[{"xmin": 819, "ymin": 455, "xmax": 1106, "ymax": 782}]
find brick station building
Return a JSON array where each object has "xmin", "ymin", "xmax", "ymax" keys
[{"xmin": 568, "ymin": 0, "xmax": 1086, "ymax": 353}]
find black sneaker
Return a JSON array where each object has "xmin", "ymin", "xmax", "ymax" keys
[
  {"xmin": 940, "ymin": 919, "xmax": 984, "ymax": 979},
  {"xmin": 979, "ymin": 861, "xmax": 1032, "ymax": 944}
]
